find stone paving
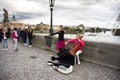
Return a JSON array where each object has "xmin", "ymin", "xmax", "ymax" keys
[{"xmin": 0, "ymin": 40, "xmax": 120, "ymax": 80}]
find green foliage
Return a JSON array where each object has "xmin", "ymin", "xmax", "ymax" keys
[
  {"xmin": 114, "ymin": 29, "xmax": 120, "ymax": 36},
  {"xmin": 96, "ymin": 27, "xmax": 102, "ymax": 33},
  {"xmin": 75, "ymin": 27, "xmax": 82, "ymax": 34},
  {"xmin": 90, "ymin": 28, "xmax": 95, "ymax": 33},
  {"xmin": 64, "ymin": 27, "xmax": 70, "ymax": 34},
  {"xmin": 64, "ymin": 25, "xmax": 84, "ymax": 34}
]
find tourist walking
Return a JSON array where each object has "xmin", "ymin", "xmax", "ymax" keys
[
  {"xmin": 27, "ymin": 26, "xmax": 33, "ymax": 47},
  {"xmin": 1, "ymin": 28, "xmax": 9, "ymax": 51},
  {"xmin": 0, "ymin": 28, "xmax": 2, "ymax": 42},
  {"xmin": 17, "ymin": 28, "xmax": 21, "ymax": 42},
  {"xmin": 65, "ymin": 34, "xmax": 85, "ymax": 64},
  {"xmin": 20, "ymin": 28, "xmax": 27, "ymax": 44},
  {"xmin": 24, "ymin": 28, "xmax": 29, "ymax": 46},
  {"xmin": 12, "ymin": 28, "xmax": 18, "ymax": 51},
  {"xmin": 7, "ymin": 26, "xmax": 11, "ymax": 38},
  {"xmin": 50, "ymin": 25, "xmax": 65, "ymax": 50}
]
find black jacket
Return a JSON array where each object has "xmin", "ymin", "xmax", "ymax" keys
[
  {"xmin": 1, "ymin": 31, "xmax": 9, "ymax": 39},
  {"xmin": 50, "ymin": 31, "xmax": 64, "ymax": 41},
  {"xmin": 28, "ymin": 30, "xmax": 33, "ymax": 39}
]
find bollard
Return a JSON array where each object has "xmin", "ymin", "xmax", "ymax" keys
[{"xmin": 44, "ymin": 36, "xmax": 53, "ymax": 47}]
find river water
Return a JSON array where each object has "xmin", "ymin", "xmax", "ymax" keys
[{"xmin": 34, "ymin": 31, "xmax": 120, "ymax": 44}]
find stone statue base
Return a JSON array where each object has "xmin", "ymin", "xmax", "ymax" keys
[{"xmin": 3, "ymin": 22, "xmax": 10, "ymax": 27}]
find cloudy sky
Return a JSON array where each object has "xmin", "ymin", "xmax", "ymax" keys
[{"xmin": 0, "ymin": 0, "xmax": 120, "ymax": 28}]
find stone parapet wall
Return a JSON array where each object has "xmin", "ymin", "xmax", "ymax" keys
[{"xmin": 32, "ymin": 35, "xmax": 120, "ymax": 70}]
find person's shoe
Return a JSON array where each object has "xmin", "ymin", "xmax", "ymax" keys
[
  {"xmin": 6, "ymin": 48, "xmax": 8, "ymax": 51},
  {"xmin": 51, "ymin": 56, "xmax": 56, "ymax": 61},
  {"xmin": 14, "ymin": 49, "xmax": 18, "ymax": 52},
  {"xmin": 47, "ymin": 61, "xmax": 54, "ymax": 66},
  {"xmin": 52, "ymin": 65, "xmax": 58, "ymax": 69},
  {"xmin": 24, "ymin": 43, "xmax": 28, "ymax": 46},
  {"xmin": 29, "ymin": 45, "xmax": 32, "ymax": 47},
  {"xmin": 77, "ymin": 62, "xmax": 80, "ymax": 65},
  {"xmin": 24, "ymin": 43, "xmax": 26, "ymax": 45},
  {"xmin": 3, "ymin": 49, "xmax": 5, "ymax": 51}
]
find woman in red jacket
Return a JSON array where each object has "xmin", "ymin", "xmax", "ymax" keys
[
  {"xmin": 12, "ymin": 28, "xmax": 18, "ymax": 51},
  {"xmin": 65, "ymin": 34, "xmax": 85, "ymax": 64}
]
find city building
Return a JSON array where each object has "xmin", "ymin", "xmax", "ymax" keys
[
  {"xmin": 36, "ymin": 22, "xmax": 49, "ymax": 30},
  {"xmin": 10, "ymin": 15, "xmax": 25, "ymax": 29}
]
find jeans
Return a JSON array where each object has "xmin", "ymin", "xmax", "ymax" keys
[
  {"xmin": 13, "ymin": 38, "xmax": 18, "ymax": 50},
  {"xmin": 26, "ymin": 37, "xmax": 32, "ymax": 45},
  {"xmin": 28, "ymin": 37, "xmax": 32, "ymax": 45},
  {"xmin": 26, "ymin": 37, "xmax": 29, "ymax": 45},
  {"xmin": 2, "ymin": 39, "xmax": 8, "ymax": 49}
]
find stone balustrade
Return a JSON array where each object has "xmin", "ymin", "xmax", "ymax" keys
[{"xmin": 32, "ymin": 34, "xmax": 120, "ymax": 70}]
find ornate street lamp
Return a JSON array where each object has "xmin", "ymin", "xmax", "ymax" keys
[
  {"xmin": 44, "ymin": 0, "xmax": 55, "ymax": 47},
  {"xmin": 49, "ymin": 0, "xmax": 55, "ymax": 33}
]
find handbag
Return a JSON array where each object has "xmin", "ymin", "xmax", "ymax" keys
[{"xmin": 69, "ymin": 40, "xmax": 81, "ymax": 56}]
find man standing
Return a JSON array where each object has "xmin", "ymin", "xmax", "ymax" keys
[
  {"xmin": 0, "ymin": 27, "xmax": 2, "ymax": 42},
  {"xmin": 7, "ymin": 26, "xmax": 11, "ymax": 38},
  {"xmin": 28, "ymin": 26, "xmax": 33, "ymax": 47}
]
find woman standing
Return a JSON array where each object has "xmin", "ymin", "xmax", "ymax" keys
[
  {"xmin": 65, "ymin": 34, "xmax": 85, "ymax": 64},
  {"xmin": 12, "ymin": 28, "xmax": 18, "ymax": 51},
  {"xmin": 50, "ymin": 25, "xmax": 65, "ymax": 50},
  {"xmin": 1, "ymin": 28, "xmax": 9, "ymax": 51}
]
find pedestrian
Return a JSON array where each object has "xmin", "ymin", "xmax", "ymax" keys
[
  {"xmin": 25, "ymin": 28, "xmax": 29, "ymax": 46},
  {"xmin": 7, "ymin": 26, "xmax": 11, "ymax": 38},
  {"xmin": 0, "ymin": 28, "xmax": 2, "ymax": 42},
  {"xmin": 1, "ymin": 28, "xmax": 9, "ymax": 51},
  {"xmin": 27, "ymin": 26, "xmax": 33, "ymax": 47},
  {"xmin": 65, "ymin": 34, "xmax": 85, "ymax": 64},
  {"xmin": 20, "ymin": 28, "xmax": 27, "ymax": 44},
  {"xmin": 12, "ymin": 28, "xmax": 18, "ymax": 51},
  {"xmin": 50, "ymin": 25, "xmax": 65, "ymax": 50},
  {"xmin": 17, "ymin": 28, "xmax": 21, "ymax": 42}
]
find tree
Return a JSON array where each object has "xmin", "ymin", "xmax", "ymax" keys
[
  {"xmin": 75, "ymin": 27, "xmax": 82, "ymax": 34},
  {"xmin": 90, "ymin": 28, "xmax": 95, "ymax": 33},
  {"xmin": 64, "ymin": 27, "xmax": 70, "ymax": 34},
  {"xmin": 96, "ymin": 27, "xmax": 102, "ymax": 33},
  {"xmin": 114, "ymin": 29, "xmax": 120, "ymax": 36},
  {"xmin": 79, "ymin": 24, "xmax": 85, "ymax": 34}
]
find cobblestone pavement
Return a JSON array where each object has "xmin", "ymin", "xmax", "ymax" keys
[{"xmin": 0, "ymin": 40, "xmax": 120, "ymax": 80}]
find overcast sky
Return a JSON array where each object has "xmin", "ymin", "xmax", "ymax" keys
[{"xmin": 0, "ymin": 0, "xmax": 120, "ymax": 28}]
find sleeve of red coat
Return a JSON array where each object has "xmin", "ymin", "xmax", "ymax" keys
[
  {"xmin": 80, "ymin": 38, "xmax": 85, "ymax": 47},
  {"xmin": 67, "ymin": 39, "xmax": 77, "ymax": 43}
]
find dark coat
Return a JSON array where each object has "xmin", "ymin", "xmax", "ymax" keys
[
  {"xmin": 51, "ymin": 48, "xmax": 75, "ymax": 67},
  {"xmin": 0, "ymin": 29, "xmax": 2, "ymax": 42},
  {"xmin": 28, "ymin": 30, "xmax": 33, "ymax": 39},
  {"xmin": 50, "ymin": 31, "xmax": 64, "ymax": 41},
  {"xmin": 1, "ymin": 31, "xmax": 9, "ymax": 39}
]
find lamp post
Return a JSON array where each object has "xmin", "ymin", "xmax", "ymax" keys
[
  {"xmin": 49, "ymin": 0, "xmax": 55, "ymax": 34},
  {"xmin": 44, "ymin": 0, "xmax": 55, "ymax": 47}
]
